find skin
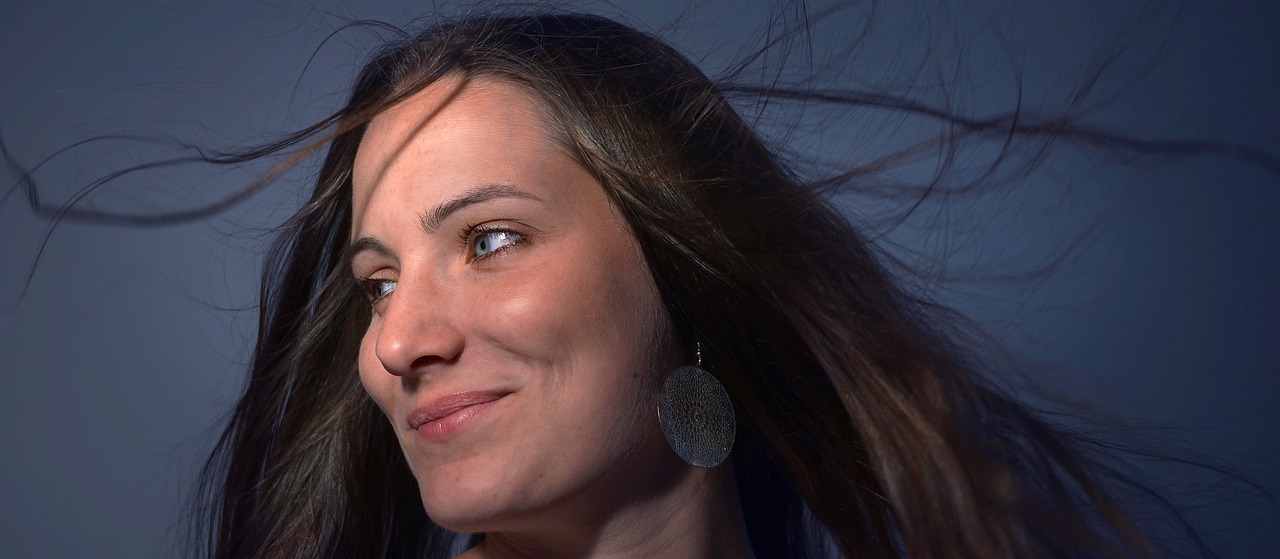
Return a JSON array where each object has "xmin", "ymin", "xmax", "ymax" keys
[{"xmin": 349, "ymin": 75, "xmax": 755, "ymax": 558}]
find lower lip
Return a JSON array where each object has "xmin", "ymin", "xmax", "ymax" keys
[{"xmin": 415, "ymin": 397, "xmax": 505, "ymax": 441}]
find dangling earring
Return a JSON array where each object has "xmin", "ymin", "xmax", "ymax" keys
[{"xmin": 657, "ymin": 342, "xmax": 736, "ymax": 468}]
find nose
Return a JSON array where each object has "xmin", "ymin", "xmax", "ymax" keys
[{"xmin": 373, "ymin": 277, "xmax": 465, "ymax": 378}]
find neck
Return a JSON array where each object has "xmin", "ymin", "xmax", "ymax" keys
[{"xmin": 459, "ymin": 458, "xmax": 756, "ymax": 559}]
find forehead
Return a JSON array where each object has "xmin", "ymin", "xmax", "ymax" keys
[{"xmin": 350, "ymin": 76, "xmax": 563, "ymax": 220}]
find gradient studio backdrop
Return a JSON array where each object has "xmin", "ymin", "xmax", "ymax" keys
[{"xmin": 1, "ymin": 1, "xmax": 1276, "ymax": 557}]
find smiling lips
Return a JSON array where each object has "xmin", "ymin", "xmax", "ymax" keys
[{"xmin": 408, "ymin": 390, "xmax": 509, "ymax": 441}]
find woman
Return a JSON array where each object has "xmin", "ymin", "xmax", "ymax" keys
[
  {"xmin": 6, "ymin": 3, "xmax": 1275, "ymax": 558},
  {"xmin": 187, "ymin": 10, "xmax": 1226, "ymax": 559}
]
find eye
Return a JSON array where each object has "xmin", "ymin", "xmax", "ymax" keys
[
  {"xmin": 356, "ymin": 277, "xmax": 397, "ymax": 302},
  {"xmin": 466, "ymin": 226, "xmax": 525, "ymax": 261}
]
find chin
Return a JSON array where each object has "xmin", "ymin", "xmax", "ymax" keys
[
  {"xmin": 420, "ymin": 492, "xmax": 495, "ymax": 533},
  {"xmin": 423, "ymin": 501, "xmax": 493, "ymax": 533},
  {"xmin": 422, "ymin": 495, "xmax": 541, "ymax": 535},
  {"xmin": 414, "ymin": 468, "xmax": 527, "ymax": 533}
]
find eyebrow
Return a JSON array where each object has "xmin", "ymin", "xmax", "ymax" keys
[
  {"xmin": 348, "ymin": 183, "xmax": 543, "ymax": 259},
  {"xmin": 347, "ymin": 236, "xmax": 393, "ymax": 260},
  {"xmin": 418, "ymin": 183, "xmax": 542, "ymax": 233}
]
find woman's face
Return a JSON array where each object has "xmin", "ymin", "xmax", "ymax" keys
[{"xmin": 350, "ymin": 76, "xmax": 682, "ymax": 533}]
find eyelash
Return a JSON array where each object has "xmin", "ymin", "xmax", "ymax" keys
[
  {"xmin": 353, "ymin": 224, "xmax": 527, "ymax": 304},
  {"xmin": 355, "ymin": 276, "xmax": 396, "ymax": 304},
  {"xmin": 460, "ymin": 223, "xmax": 526, "ymax": 262}
]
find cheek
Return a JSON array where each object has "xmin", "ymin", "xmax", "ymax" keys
[
  {"xmin": 516, "ymin": 243, "xmax": 671, "ymax": 404},
  {"xmin": 491, "ymin": 245, "xmax": 664, "ymax": 366}
]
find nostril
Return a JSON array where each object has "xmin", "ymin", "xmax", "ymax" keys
[
  {"xmin": 369, "ymin": 280, "xmax": 466, "ymax": 377},
  {"xmin": 374, "ymin": 320, "xmax": 466, "ymax": 378},
  {"xmin": 408, "ymin": 351, "xmax": 462, "ymax": 372}
]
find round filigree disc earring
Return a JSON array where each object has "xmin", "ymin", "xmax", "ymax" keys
[{"xmin": 657, "ymin": 343, "xmax": 736, "ymax": 468}]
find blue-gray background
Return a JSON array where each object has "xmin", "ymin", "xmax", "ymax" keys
[{"xmin": 1, "ymin": 1, "xmax": 1276, "ymax": 557}]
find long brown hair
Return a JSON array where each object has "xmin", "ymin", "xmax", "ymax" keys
[{"xmin": 192, "ymin": 10, "xmax": 1215, "ymax": 558}]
